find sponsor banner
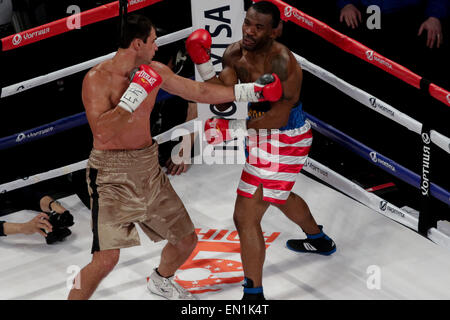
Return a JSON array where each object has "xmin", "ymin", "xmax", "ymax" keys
[{"xmin": 1, "ymin": 0, "xmax": 163, "ymax": 51}]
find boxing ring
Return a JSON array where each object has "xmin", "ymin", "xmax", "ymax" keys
[{"xmin": 1, "ymin": 0, "xmax": 450, "ymax": 300}]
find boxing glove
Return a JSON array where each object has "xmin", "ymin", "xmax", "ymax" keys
[
  {"xmin": 204, "ymin": 118, "xmax": 247, "ymax": 145},
  {"xmin": 186, "ymin": 29, "xmax": 215, "ymax": 81},
  {"xmin": 118, "ymin": 64, "xmax": 162, "ymax": 113},
  {"xmin": 234, "ymin": 73, "xmax": 282, "ymax": 102}
]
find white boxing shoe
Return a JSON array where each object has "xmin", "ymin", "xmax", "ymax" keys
[{"xmin": 147, "ymin": 268, "xmax": 196, "ymax": 300}]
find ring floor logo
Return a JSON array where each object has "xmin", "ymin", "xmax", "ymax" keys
[{"xmin": 174, "ymin": 228, "xmax": 280, "ymax": 294}]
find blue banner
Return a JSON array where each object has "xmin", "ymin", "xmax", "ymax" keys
[{"xmin": 0, "ymin": 88, "xmax": 176, "ymax": 150}]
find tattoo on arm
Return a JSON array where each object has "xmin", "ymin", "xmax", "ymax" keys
[
  {"xmin": 271, "ymin": 54, "xmax": 291, "ymax": 101},
  {"xmin": 271, "ymin": 54, "xmax": 289, "ymax": 81}
]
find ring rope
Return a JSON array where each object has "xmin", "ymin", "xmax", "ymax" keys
[
  {"xmin": 2, "ymin": 131, "xmax": 449, "ymax": 250},
  {"xmin": 0, "ymin": 117, "xmax": 197, "ymax": 193},
  {"xmin": 0, "ymin": 27, "xmax": 193, "ymax": 99},
  {"xmin": 0, "ymin": 0, "xmax": 164, "ymax": 51},
  {"xmin": 293, "ymin": 52, "xmax": 450, "ymax": 155},
  {"xmin": 302, "ymin": 158, "xmax": 450, "ymax": 250},
  {"xmin": 0, "ymin": 85, "xmax": 183, "ymax": 150},
  {"xmin": 305, "ymin": 112, "xmax": 450, "ymax": 206},
  {"xmin": 256, "ymin": 0, "xmax": 450, "ymax": 107},
  {"xmin": 2, "ymin": 109, "xmax": 448, "ymax": 207}
]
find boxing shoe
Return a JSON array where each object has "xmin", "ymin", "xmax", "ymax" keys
[
  {"xmin": 45, "ymin": 227, "xmax": 72, "ymax": 245},
  {"xmin": 286, "ymin": 225, "xmax": 336, "ymax": 256},
  {"xmin": 242, "ymin": 277, "xmax": 265, "ymax": 300},
  {"xmin": 147, "ymin": 268, "xmax": 196, "ymax": 300}
]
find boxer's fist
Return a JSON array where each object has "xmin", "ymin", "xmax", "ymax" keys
[
  {"xmin": 186, "ymin": 29, "xmax": 215, "ymax": 81},
  {"xmin": 234, "ymin": 73, "xmax": 282, "ymax": 102},
  {"xmin": 186, "ymin": 29, "xmax": 212, "ymax": 64},
  {"xmin": 204, "ymin": 118, "xmax": 247, "ymax": 145},
  {"xmin": 118, "ymin": 64, "xmax": 162, "ymax": 113}
]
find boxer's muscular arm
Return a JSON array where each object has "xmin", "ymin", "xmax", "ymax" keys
[
  {"xmin": 152, "ymin": 61, "xmax": 237, "ymax": 104},
  {"xmin": 247, "ymin": 51, "xmax": 302, "ymax": 130},
  {"xmin": 82, "ymin": 70, "xmax": 132, "ymax": 144}
]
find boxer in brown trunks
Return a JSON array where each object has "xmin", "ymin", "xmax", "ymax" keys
[{"xmin": 67, "ymin": 14, "xmax": 283, "ymax": 300}]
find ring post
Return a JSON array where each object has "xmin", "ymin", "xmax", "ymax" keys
[
  {"xmin": 417, "ymin": 78, "xmax": 437, "ymax": 236},
  {"xmin": 118, "ymin": 0, "xmax": 128, "ymax": 47}
]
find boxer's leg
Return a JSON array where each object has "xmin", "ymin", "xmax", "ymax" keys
[
  {"xmin": 68, "ymin": 249, "xmax": 120, "ymax": 300},
  {"xmin": 277, "ymin": 192, "xmax": 336, "ymax": 255},
  {"xmin": 233, "ymin": 184, "xmax": 270, "ymax": 299},
  {"xmin": 273, "ymin": 192, "xmax": 320, "ymax": 234}
]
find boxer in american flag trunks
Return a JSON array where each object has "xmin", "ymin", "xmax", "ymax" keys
[{"xmin": 186, "ymin": 1, "xmax": 336, "ymax": 300}]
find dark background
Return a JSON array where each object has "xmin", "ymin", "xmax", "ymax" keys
[{"xmin": 0, "ymin": 0, "xmax": 448, "ymax": 223}]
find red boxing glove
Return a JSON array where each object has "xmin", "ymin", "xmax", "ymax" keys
[
  {"xmin": 186, "ymin": 29, "xmax": 211, "ymax": 64},
  {"xmin": 118, "ymin": 64, "xmax": 162, "ymax": 113},
  {"xmin": 186, "ymin": 29, "xmax": 215, "ymax": 81},
  {"xmin": 204, "ymin": 118, "xmax": 247, "ymax": 145},
  {"xmin": 234, "ymin": 73, "xmax": 282, "ymax": 102}
]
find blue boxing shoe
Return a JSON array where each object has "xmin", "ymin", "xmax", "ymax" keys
[{"xmin": 286, "ymin": 225, "xmax": 336, "ymax": 256}]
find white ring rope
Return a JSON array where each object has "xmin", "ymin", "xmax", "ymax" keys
[
  {"xmin": 303, "ymin": 158, "xmax": 450, "ymax": 250},
  {"xmin": 293, "ymin": 52, "xmax": 450, "ymax": 155},
  {"xmin": 3, "ymin": 137, "xmax": 449, "ymax": 250},
  {"xmin": 2, "ymin": 51, "xmax": 449, "ymax": 193},
  {"xmin": 0, "ymin": 118, "xmax": 198, "ymax": 193},
  {"xmin": 0, "ymin": 27, "xmax": 194, "ymax": 99},
  {"xmin": 0, "ymin": 159, "xmax": 88, "ymax": 194}
]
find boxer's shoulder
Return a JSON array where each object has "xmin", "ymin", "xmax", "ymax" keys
[
  {"xmin": 223, "ymin": 41, "xmax": 243, "ymax": 64},
  {"xmin": 84, "ymin": 60, "xmax": 116, "ymax": 89}
]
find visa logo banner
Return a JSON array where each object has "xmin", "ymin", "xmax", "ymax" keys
[{"xmin": 191, "ymin": 0, "xmax": 247, "ymax": 121}]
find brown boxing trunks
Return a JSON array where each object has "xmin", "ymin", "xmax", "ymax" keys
[{"xmin": 86, "ymin": 142, "xmax": 194, "ymax": 253}]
